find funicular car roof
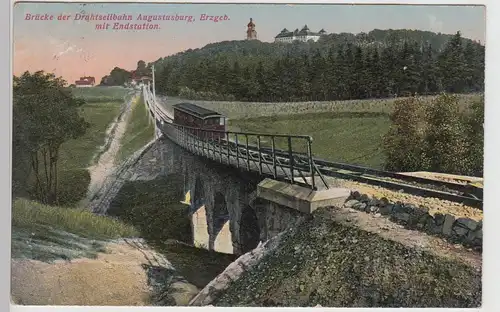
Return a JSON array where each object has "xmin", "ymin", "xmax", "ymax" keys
[{"xmin": 173, "ymin": 103, "xmax": 225, "ymax": 119}]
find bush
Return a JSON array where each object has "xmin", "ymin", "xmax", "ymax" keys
[
  {"xmin": 383, "ymin": 97, "xmax": 427, "ymax": 172},
  {"xmin": 462, "ymin": 97, "xmax": 484, "ymax": 176},
  {"xmin": 56, "ymin": 169, "xmax": 92, "ymax": 206},
  {"xmin": 383, "ymin": 93, "xmax": 484, "ymax": 177},
  {"xmin": 423, "ymin": 93, "xmax": 469, "ymax": 174},
  {"xmin": 27, "ymin": 168, "xmax": 91, "ymax": 206}
]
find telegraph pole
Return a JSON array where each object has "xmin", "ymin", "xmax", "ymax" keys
[
  {"xmin": 152, "ymin": 65, "xmax": 158, "ymax": 140},
  {"xmin": 151, "ymin": 65, "xmax": 162, "ymax": 162}
]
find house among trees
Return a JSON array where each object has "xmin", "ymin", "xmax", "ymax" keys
[
  {"xmin": 274, "ymin": 25, "xmax": 327, "ymax": 43},
  {"xmin": 74, "ymin": 76, "xmax": 95, "ymax": 88},
  {"xmin": 129, "ymin": 70, "xmax": 152, "ymax": 86}
]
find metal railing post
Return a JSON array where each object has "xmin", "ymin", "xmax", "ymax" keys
[
  {"xmin": 245, "ymin": 134, "xmax": 250, "ymax": 171},
  {"xmin": 206, "ymin": 130, "xmax": 209, "ymax": 156},
  {"xmin": 226, "ymin": 133, "xmax": 230, "ymax": 165},
  {"xmin": 235, "ymin": 134, "xmax": 239, "ymax": 169},
  {"xmin": 198, "ymin": 129, "xmax": 201, "ymax": 154},
  {"xmin": 257, "ymin": 135, "xmax": 262, "ymax": 174},
  {"xmin": 271, "ymin": 136, "xmax": 277, "ymax": 178},
  {"xmin": 202, "ymin": 130, "xmax": 206, "ymax": 157},
  {"xmin": 218, "ymin": 135, "xmax": 222, "ymax": 163},
  {"xmin": 288, "ymin": 136, "xmax": 294, "ymax": 184},
  {"xmin": 181, "ymin": 127, "xmax": 184, "ymax": 146},
  {"xmin": 211, "ymin": 132, "xmax": 215, "ymax": 159},
  {"xmin": 307, "ymin": 138, "xmax": 315, "ymax": 190}
]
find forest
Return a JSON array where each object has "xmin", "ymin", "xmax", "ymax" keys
[
  {"xmin": 98, "ymin": 29, "xmax": 484, "ymax": 103},
  {"xmin": 150, "ymin": 29, "xmax": 484, "ymax": 102}
]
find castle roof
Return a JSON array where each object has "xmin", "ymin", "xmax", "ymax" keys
[{"xmin": 275, "ymin": 25, "xmax": 326, "ymax": 38}]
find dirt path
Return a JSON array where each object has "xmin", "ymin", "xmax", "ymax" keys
[
  {"xmin": 86, "ymin": 94, "xmax": 135, "ymax": 202},
  {"xmin": 11, "ymin": 239, "xmax": 199, "ymax": 306}
]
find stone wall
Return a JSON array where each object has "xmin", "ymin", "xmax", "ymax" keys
[
  {"xmin": 344, "ymin": 191, "xmax": 482, "ymax": 250},
  {"xmin": 255, "ymin": 199, "xmax": 304, "ymax": 242}
]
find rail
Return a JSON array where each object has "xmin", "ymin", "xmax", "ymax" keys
[{"xmin": 226, "ymin": 140, "xmax": 483, "ymax": 208}]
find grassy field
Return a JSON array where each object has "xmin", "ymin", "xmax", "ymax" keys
[
  {"xmin": 166, "ymin": 93, "xmax": 482, "ymax": 169},
  {"xmin": 54, "ymin": 102, "xmax": 123, "ymax": 205},
  {"xmin": 117, "ymin": 94, "xmax": 155, "ymax": 163},
  {"xmin": 167, "ymin": 93, "xmax": 482, "ymax": 120},
  {"xmin": 107, "ymin": 175, "xmax": 237, "ymax": 288},
  {"xmin": 229, "ymin": 112, "xmax": 390, "ymax": 168},
  {"xmin": 67, "ymin": 86, "xmax": 131, "ymax": 103},
  {"xmin": 13, "ymin": 198, "xmax": 138, "ymax": 239}
]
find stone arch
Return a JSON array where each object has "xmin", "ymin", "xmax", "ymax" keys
[
  {"xmin": 192, "ymin": 175, "xmax": 205, "ymax": 212},
  {"xmin": 239, "ymin": 205, "xmax": 261, "ymax": 254},
  {"xmin": 212, "ymin": 191, "xmax": 233, "ymax": 253},
  {"xmin": 190, "ymin": 175, "xmax": 209, "ymax": 249},
  {"xmin": 213, "ymin": 192, "xmax": 229, "ymax": 236}
]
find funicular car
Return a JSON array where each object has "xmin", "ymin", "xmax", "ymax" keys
[{"xmin": 172, "ymin": 103, "xmax": 226, "ymax": 140}]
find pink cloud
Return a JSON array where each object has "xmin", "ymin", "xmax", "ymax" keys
[{"xmin": 13, "ymin": 34, "xmax": 202, "ymax": 85}]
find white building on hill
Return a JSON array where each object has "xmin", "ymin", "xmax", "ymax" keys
[{"xmin": 274, "ymin": 25, "xmax": 327, "ymax": 43}]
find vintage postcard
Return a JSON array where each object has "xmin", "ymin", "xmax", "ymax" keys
[{"xmin": 11, "ymin": 1, "xmax": 484, "ymax": 307}]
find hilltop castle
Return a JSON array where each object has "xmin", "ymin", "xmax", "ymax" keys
[{"xmin": 274, "ymin": 25, "xmax": 327, "ymax": 43}]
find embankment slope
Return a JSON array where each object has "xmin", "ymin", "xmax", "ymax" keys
[{"xmin": 213, "ymin": 207, "xmax": 481, "ymax": 307}]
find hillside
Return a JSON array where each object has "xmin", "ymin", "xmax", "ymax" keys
[
  {"xmin": 210, "ymin": 207, "xmax": 482, "ymax": 307},
  {"xmin": 149, "ymin": 29, "xmax": 484, "ymax": 102},
  {"xmin": 155, "ymin": 29, "xmax": 480, "ymax": 66}
]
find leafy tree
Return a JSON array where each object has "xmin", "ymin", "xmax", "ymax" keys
[
  {"xmin": 13, "ymin": 71, "xmax": 89, "ymax": 204},
  {"xmin": 136, "ymin": 60, "xmax": 149, "ymax": 76},
  {"xmin": 100, "ymin": 67, "xmax": 132, "ymax": 86}
]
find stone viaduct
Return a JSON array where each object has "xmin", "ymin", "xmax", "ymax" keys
[
  {"xmin": 155, "ymin": 136, "xmax": 348, "ymax": 256},
  {"xmin": 141, "ymin": 86, "xmax": 350, "ymax": 255}
]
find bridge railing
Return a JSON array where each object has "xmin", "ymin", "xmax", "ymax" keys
[{"xmin": 158, "ymin": 120, "xmax": 329, "ymax": 190}]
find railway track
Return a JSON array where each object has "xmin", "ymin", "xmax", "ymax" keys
[{"xmin": 231, "ymin": 142, "xmax": 483, "ymax": 210}]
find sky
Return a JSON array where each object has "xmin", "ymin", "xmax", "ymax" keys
[{"xmin": 13, "ymin": 2, "xmax": 486, "ymax": 84}]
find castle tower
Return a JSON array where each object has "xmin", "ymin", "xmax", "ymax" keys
[{"xmin": 246, "ymin": 18, "xmax": 257, "ymax": 40}]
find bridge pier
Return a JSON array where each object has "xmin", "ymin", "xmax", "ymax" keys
[
  {"xmin": 255, "ymin": 178, "xmax": 351, "ymax": 243},
  {"xmin": 257, "ymin": 178, "xmax": 351, "ymax": 215}
]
